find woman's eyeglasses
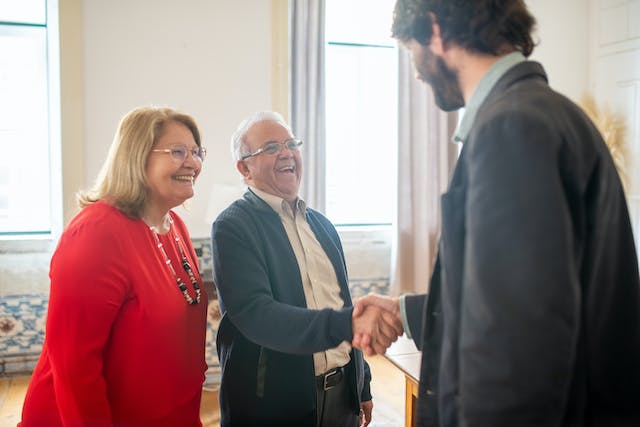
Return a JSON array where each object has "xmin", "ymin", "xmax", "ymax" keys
[
  {"xmin": 152, "ymin": 145, "xmax": 207, "ymax": 162},
  {"xmin": 241, "ymin": 139, "xmax": 303, "ymax": 160}
]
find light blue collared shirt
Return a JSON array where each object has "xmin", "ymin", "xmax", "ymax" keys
[
  {"xmin": 453, "ymin": 51, "xmax": 526, "ymax": 143},
  {"xmin": 399, "ymin": 51, "xmax": 526, "ymax": 340}
]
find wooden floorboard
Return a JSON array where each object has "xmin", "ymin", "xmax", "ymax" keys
[
  {"xmin": 0, "ymin": 376, "xmax": 29, "ymax": 427},
  {"xmin": 0, "ymin": 355, "xmax": 404, "ymax": 427},
  {"xmin": 366, "ymin": 354, "xmax": 405, "ymax": 427}
]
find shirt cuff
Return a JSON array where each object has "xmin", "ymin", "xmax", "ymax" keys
[{"xmin": 399, "ymin": 294, "xmax": 412, "ymax": 340}]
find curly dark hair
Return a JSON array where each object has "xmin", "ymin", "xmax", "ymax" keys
[{"xmin": 391, "ymin": 0, "xmax": 537, "ymax": 57}]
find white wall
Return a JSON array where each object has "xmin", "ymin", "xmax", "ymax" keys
[
  {"xmin": 527, "ymin": 0, "xmax": 590, "ymax": 102},
  {"xmin": 80, "ymin": 0, "xmax": 590, "ymax": 240},
  {"xmin": 82, "ymin": 0, "xmax": 273, "ymax": 238},
  {"xmin": 589, "ymin": 0, "xmax": 640, "ymax": 253}
]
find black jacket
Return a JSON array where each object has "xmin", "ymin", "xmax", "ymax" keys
[{"xmin": 406, "ymin": 61, "xmax": 640, "ymax": 427}]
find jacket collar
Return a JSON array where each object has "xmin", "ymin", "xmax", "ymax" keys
[{"xmin": 454, "ymin": 55, "xmax": 547, "ymax": 143}]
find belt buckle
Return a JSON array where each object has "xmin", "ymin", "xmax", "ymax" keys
[{"xmin": 323, "ymin": 368, "xmax": 339, "ymax": 391}]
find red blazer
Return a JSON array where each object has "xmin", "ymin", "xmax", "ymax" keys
[{"xmin": 20, "ymin": 201, "xmax": 208, "ymax": 427}]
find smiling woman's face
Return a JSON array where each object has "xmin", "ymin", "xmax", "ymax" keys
[
  {"xmin": 237, "ymin": 120, "xmax": 302, "ymax": 202},
  {"xmin": 145, "ymin": 120, "xmax": 201, "ymax": 213}
]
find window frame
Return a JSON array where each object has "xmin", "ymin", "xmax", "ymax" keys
[
  {"xmin": 323, "ymin": 0, "xmax": 400, "ymax": 230},
  {"xmin": 324, "ymin": 43, "xmax": 398, "ymax": 226},
  {"xmin": 0, "ymin": 0, "xmax": 62, "ymax": 248}
]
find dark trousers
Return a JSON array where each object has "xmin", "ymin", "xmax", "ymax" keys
[{"xmin": 315, "ymin": 363, "xmax": 359, "ymax": 427}]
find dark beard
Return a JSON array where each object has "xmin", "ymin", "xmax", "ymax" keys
[{"xmin": 418, "ymin": 53, "xmax": 465, "ymax": 111}]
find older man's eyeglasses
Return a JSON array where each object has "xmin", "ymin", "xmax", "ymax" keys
[
  {"xmin": 241, "ymin": 139, "xmax": 303, "ymax": 160},
  {"xmin": 152, "ymin": 145, "xmax": 207, "ymax": 162}
]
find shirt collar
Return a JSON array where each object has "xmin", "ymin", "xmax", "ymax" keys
[
  {"xmin": 249, "ymin": 186, "xmax": 307, "ymax": 218},
  {"xmin": 453, "ymin": 51, "xmax": 526, "ymax": 143}
]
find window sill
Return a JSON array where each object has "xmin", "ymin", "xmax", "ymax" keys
[{"xmin": 0, "ymin": 236, "xmax": 56, "ymax": 254}]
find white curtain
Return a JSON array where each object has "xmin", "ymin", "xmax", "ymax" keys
[
  {"xmin": 290, "ymin": 0, "xmax": 326, "ymax": 212},
  {"xmin": 289, "ymin": 2, "xmax": 458, "ymax": 294},
  {"xmin": 390, "ymin": 48, "xmax": 459, "ymax": 295}
]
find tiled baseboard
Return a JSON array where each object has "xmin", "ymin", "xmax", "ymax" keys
[
  {"xmin": 0, "ymin": 295, "xmax": 46, "ymax": 375},
  {"xmin": 1, "ymin": 279, "xmax": 388, "ymax": 380},
  {"xmin": 0, "ymin": 294, "xmax": 223, "ymax": 380},
  {"xmin": 349, "ymin": 279, "xmax": 390, "ymax": 298},
  {"xmin": 1, "ymin": 237, "xmax": 389, "ymax": 383}
]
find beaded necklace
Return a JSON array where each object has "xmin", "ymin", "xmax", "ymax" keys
[{"xmin": 148, "ymin": 217, "xmax": 201, "ymax": 305}]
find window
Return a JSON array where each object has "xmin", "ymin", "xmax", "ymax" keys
[
  {"xmin": 0, "ymin": 0, "xmax": 61, "ymax": 238},
  {"xmin": 325, "ymin": 0, "xmax": 398, "ymax": 226}
]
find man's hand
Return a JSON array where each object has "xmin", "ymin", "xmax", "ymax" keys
[
  {"xmin": 359, "ymin": 400, "xmax": 373, "ymax": 426},
  {"xmin": 351, "ymin": 294, "xmax": 403, "ymax": 355}
]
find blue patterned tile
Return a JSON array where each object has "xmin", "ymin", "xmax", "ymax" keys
[
  {"xmin": 0, "ymin": 292, "xmax": 222, "ymax": 383},
  {"xmin": 0, "ymin": 294, "xmax": 47, "ymax": 374},
  {"xmin": 1, "ymin": 253, "xmax": 387, "ymax": 383},
  {"xmin": 204, "ymin": 296, "xmax": 221, "ymax": 389},
  {"xmin": 348, "ymin": 279, "xmax": 390, "ymax": 299},
  {"xmin": 192, "ymin": 237, "xmax": 213, "ymax": 282}
]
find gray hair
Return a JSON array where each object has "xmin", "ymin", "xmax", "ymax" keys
[{"xmin": 230, "ymin": 111, "xmax": 293, "ymax": 161}]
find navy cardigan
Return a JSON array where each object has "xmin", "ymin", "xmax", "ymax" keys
[{"xmin": 211, "ymin": 190, "xmax": 371, "ymax": 425}]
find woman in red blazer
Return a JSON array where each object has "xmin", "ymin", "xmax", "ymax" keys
[{"xmin": 20, "ymin": 106, "xmax": 209, "ymax": 426}]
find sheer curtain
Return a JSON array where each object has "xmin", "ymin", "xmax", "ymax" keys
[
  {"xmin": 390, "ymin": 49, "xmax": 459, "ymax": 295},
  {"xmin": 289, "ymin": 2, "xmax": 458, "ymax": 294},
  {"xmin": 289, "ymin": 0, "xmax": 326, "ymax": 211}
]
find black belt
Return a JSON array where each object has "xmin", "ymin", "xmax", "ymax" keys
[{"xmin": 316, "ymin": 366, "xmax": 344, "ymax": 391}]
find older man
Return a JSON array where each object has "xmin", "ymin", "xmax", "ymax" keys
[{"xmin": 210, "ymin": 111, "xmax": 401, "ymax": 427}]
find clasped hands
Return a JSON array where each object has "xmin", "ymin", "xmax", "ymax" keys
[{"xmin": 351, "ymin": 294, "xmax": 403, "ymax": 356}]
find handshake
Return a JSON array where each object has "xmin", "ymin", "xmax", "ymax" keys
[{"xmin": 351, "ymin": 294, "xmax": 404, "ymax": 356}]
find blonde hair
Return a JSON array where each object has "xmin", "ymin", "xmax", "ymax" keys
[{"xmin": 77, "ymin": 106, "xmax": 202, "ymax": 218}]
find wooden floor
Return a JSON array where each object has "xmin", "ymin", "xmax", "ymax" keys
[{"xmin": 0, "ymin": 355, "xmax": 404, "ymax": 427}]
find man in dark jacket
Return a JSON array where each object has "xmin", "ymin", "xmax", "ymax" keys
[
  {"xmin": 211, "ymin": 111, "xmax": 401, "ymax": 427},
  {"xmin": 353, "ymin": 1, "xmax": 640, "ymax": 426}
]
